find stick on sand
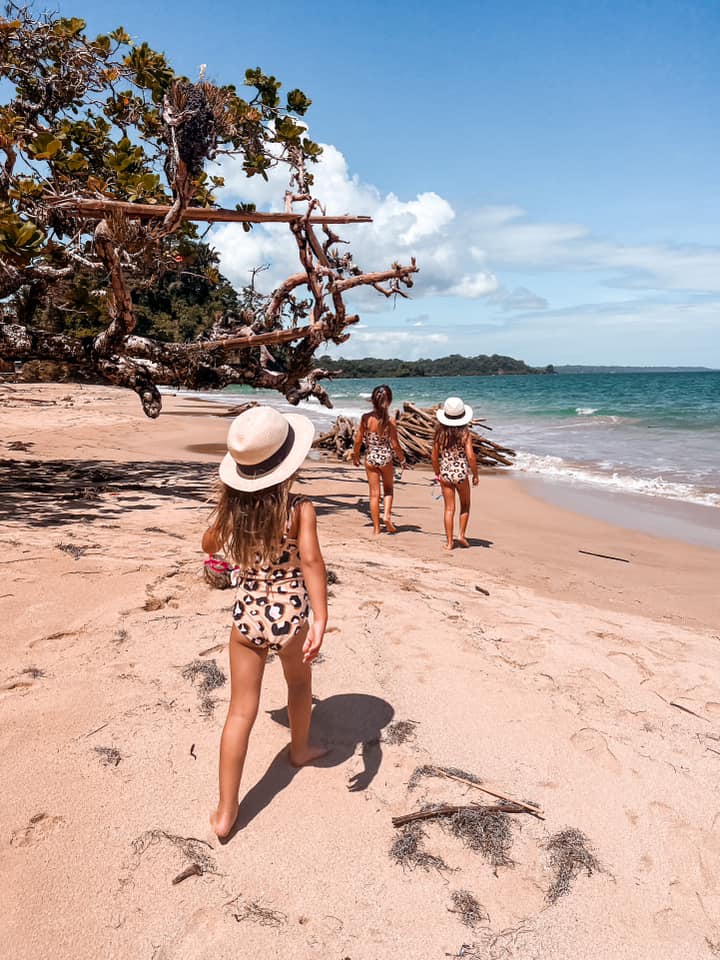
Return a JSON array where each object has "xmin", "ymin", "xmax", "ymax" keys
[
  {"xmin": 430, "ymin": 767, "xmax": 544, "ymax": 817},
  {"xmin": 578, "ymin": 549, "xmax": 629, "ymax": 563}
]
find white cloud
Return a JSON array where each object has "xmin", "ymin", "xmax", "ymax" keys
[
  {"xmin": 448, "ymin": 272, "xmax": 499, "ymax": 298},
  {"xmin": 404, "ymin": 313, "xmax": 429, "ymax": 327},
  {"xmin": 210, "ymin": 143, "xmax": 499, "ymax": 304},
  {"xmin": 467, "ymin": 207, "xmax": 720, "ymax": 292},
  {"xmin": 490, "ymin": 286, "xmax": 549, "ymax": 311},
  {"xmin": 326, "ymin": 329, "xmax": 449, "ymax": 360},
  {"xmin": 208, "ymin": 135, "xmax": 720, "ymax": 371}
]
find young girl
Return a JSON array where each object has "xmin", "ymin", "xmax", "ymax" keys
[
  {"xmin": 352, "ymin": 384, "xmax": 406, "ymax": 535},
  {"xmin": 431, "ymin": 396, "xmax": 479, "ymax": 551},
  {"xmin": 202, "ymin": 405, "xmax": 328, "ymax": 839}
]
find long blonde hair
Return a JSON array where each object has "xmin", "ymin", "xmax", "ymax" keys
[
  {"xmin": 434, "ymin": 423, "xmax": 468, "ymax": 453},
  {"xmin": 210, "ymin": 475, "xmax": 295, "ymax": 569}
]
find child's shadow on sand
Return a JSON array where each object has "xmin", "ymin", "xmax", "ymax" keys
[{"xmin": 231, "ymin": 693, "xmax": 394, "ymax": 834}]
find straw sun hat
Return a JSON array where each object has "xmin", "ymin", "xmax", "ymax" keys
[
  {"xmin": 436, "ymin": 396, "xmax": 473, "ymax": 426},
  {"xmin": 219, "ymin": 405, "xmax": 315, "ymax": 492}
]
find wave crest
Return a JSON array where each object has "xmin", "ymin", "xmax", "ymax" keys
[{"xmin": 513, "ymin": 453, "xmax": 720, "ymax": 508}]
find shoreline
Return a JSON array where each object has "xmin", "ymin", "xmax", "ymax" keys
[
  {"xmin": 167, "ymin": 386, "xmax": 720, "ymax": 547},
  {"xmin": 164, "ymin": 391, "xmax": 720, "ymax": 516}
]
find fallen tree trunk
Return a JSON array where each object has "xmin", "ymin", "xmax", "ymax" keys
[{"xmin": 314, "ymin": 402, "xmax": 516, "ymax": 468}]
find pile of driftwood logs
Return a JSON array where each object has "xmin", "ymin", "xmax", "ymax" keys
[{"xmin": 314, "ymin": 401, "xmax": 515, "ymax": 467}]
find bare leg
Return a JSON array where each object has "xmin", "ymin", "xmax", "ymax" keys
[
  {"xmin": 380, "ymin": 463, "xmax": 397, "ymax": 533},
  {"xmin": 210, "ymin": 626, "xmax": 267, "ymax": 838},
  {"xmin": 279, "ymin": 626, "xmax": 328, "ymax": 766},
  {"xmin": 365, "ymin": 465, "xmax": 382, "ymax": 535},
  {"xmin": 457, "ymin": 478, "xmax": 471, "ymax": 546},
  {"xmin": 440, "ymin": 480, "xmax": 456, "ymax": 550}
]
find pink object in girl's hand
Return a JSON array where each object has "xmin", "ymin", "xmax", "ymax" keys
[{"xmin": 203, "ymin": 554, "xmax": 234, "ymax": 589}]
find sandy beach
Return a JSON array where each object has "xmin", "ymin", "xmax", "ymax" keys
[{"xmin": 2, "ymin": 382, "xmax": 720, "ymax": 960}]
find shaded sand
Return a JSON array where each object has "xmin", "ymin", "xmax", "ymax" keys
[{"xmin": 2, "ymin": 383, "xmax": 720, "ymax": 960}]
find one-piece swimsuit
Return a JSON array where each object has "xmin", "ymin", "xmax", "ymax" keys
[
  {"xmin": 439, "ymin": 438, "xmax": 469, "ymax": 483},
  {"xmin": 230, "ymin": 496, "xmax": 310, "ymax": 651},
  {"xmin": 365, "ymin": 429, "xmax": 393, "ymax": 468}
]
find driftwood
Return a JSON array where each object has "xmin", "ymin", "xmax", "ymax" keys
[
  {"xmin": 430, "ymin": 767, "xmax": 543, "ymax": 817},
  {"xmin": 172, "ymin": 863, "xmax": 203, "ymax": 884},
  {"xmin": 392, "ymin": 802, "xmax": 533, "ymax": 828},
  {"xmin": 314, "ymin": 401, "xmax": 516, "ymax": 468},
  {"xmin": 578, "ymin": 549, "xmax": 629, "ymax": 563}
]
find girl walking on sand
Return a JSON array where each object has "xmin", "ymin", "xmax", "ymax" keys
[
  {"xmin": 431, "ymin": 397, "xmax": 479, "ymax": 551},
  {"xmin": 203, "ymin": 406, "xmax": 328, "ymax": 839},
  {"xmin": 352, "ymin": 384, "xmax": 406, "ymax": 535}
]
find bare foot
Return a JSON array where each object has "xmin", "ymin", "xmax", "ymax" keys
[
  {"xmin": 384, "ymin": 518, "xmax": 398, "ymax": 534},
  {"xmin": 290, "ymin": 743, "xmax": 330, "ymax": 768},
  {"xmin": 458, "ymin": 537, "xmax": 470, "ymax": 548},
  {"xmin": 210, "ymin": 804, "xmax": 238, "ymax": 840},
  {"xmin": 372, "ymin": 526, "xmax": 381, "ymax": 536},
  {"xmin": 443, "ymin": 540, "xmax": 455, "ymax": 551}
]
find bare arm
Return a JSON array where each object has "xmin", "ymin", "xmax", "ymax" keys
[
  {"xmin": 352, "ymin": 414, "xmax": 367, "ymax": 466},
  {"xmin": 297, "ymin": 499, "xmax": 327, "ymax": 663},
  {"xmin": 202, "ymin": 525, "xmax": 221, "ymax": 554},
  {"xmin": 466, "ymin": 432, "xmax": 479, "ymax": 485},
  {"xmin": 431, "ymin": 439, "xmax": 441, "ymax": 477},
  {"xmin": 388, "ymin": 421, "xmax": 406, "ymax": 465}
]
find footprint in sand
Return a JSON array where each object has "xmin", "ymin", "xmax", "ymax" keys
[
  {"xmin": 10, "ymin": 812, "xmax": 65, "ymax": 846},
  {"xmin": 570, "ymin": 727, "xmax": 621, "ymax": 771},
  {"xmin": 704, "ymin": 702, "xmax": 720, "ymax": 717}
]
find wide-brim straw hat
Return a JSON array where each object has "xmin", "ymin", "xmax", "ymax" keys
[
  {"xmin": 219, "ymin": 405, "xmax": 315, "ymax": 492},
  {"xmin": 436, "ymin": 396, "xmax": 473, "ymax": 426}
]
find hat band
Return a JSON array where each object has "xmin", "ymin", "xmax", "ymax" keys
[
  {"xmin": 444, "ymin": 408, "xmax": 467, "ymax": 420},
  {"xmin": 235, "ymin": 424, "xmax": 296, "ymax": 479}
]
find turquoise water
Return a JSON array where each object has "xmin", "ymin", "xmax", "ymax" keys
[{"xmin": 201, "ymin": 371, "xmax": 720, "ymax": 506}]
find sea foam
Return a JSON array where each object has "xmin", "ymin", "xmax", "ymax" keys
[{"xmin": 513, "ymin": 452, "xmax": 720, "ymax": 508}]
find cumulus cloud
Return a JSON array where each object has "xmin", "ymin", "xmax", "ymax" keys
[
  {"xmin": 208, "ymin": 136, "xmax": 720, "ymax": 354},
  {"xmin": 210, "ymin": 143, "xmax": 499, "ymax": 305}
]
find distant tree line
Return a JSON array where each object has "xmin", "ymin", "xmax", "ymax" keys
[{"xmin": 320, "ymin": 354, "xmax": 555, "ymax": 378}]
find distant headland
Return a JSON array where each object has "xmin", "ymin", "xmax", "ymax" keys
[
  {"xmin": 320, "ymin": 356, "xmax": 717, "ymax": 378},
  {"xmin": 320, "ymin": 354, "xmax": 554, "ymax": 378}
]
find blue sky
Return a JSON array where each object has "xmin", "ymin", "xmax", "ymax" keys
[{"xmin": 60, "ymin": 0, "xmax": 720, "ymax": 365}]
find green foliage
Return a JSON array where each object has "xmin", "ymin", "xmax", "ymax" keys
[
  {"xmin": 321, "ymin": 353, "xmax": 552, "ymax": 378},
  {"xmin": 35, "ymin": 238, "xmax": 238, "ymax": 342},
  {"xmin": 132, "ymin": 240, "xmax": 239, "ymax": 341},
  {"xmin": 0, "ymin": 205, "xmax": 46, "ymax": 264},
  {"xmin": 0, "ymin": 2, "xmax": 321, "ymax": 336}
]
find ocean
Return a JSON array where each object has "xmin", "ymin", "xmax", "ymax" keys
[{"xmin": 179, "ymin": 370, "xmax": 720, "ymax": 509}]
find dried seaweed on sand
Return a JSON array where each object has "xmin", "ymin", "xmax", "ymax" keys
[
  {"xmin": 408, "ymin": 764, "xmax": 482, "ymax": 790},
  {"xmin": 389, "ymin": 821, "xmax": 449, "ymax": 872},
  {"xmin": 56, "ymin": 542, "xmax": 95, "ymax": 559},
  {"xmin": 181, "ymin": 658, "xmax": 227, "ymax": 716},
  {"xmin": 544, "ymin": 828, "xmax": 600, "ymax": 903},
  {"xmin": 93, "ymin": 745, "xmax": 122, "ymax": 767},
  {"xmin": 443, "ymin": 807, "xmax": 514, "ymax": 868},
  {"xmin": 225, "ymin": 895, "xmax": 288, "ymax": 927},
  {"xmin": 130, "ymin": 829, "xmax": 217, "ymax": 874},
  {"xmin": 384, "ymin": 720, "xmax": 418, "ymax": 744},
  {"xmin": 448, "ymin": 890, "xmax": 489, "ymax": 929},
  {"xmin": 21, "ymin": 666, "xmax": 45, "ymax": 679}
]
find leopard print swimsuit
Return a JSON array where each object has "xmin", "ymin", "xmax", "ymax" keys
[
  {"xmin": 365, "ymin": 429, "xmax": 394, "ymax": 468},
  {"xmin": 230, "ymin": 496, "xmax": 310, "ymax": 651},
  {"xmin": 439, "ymin": 437, "xmax": 469, "ymax": 484}
]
